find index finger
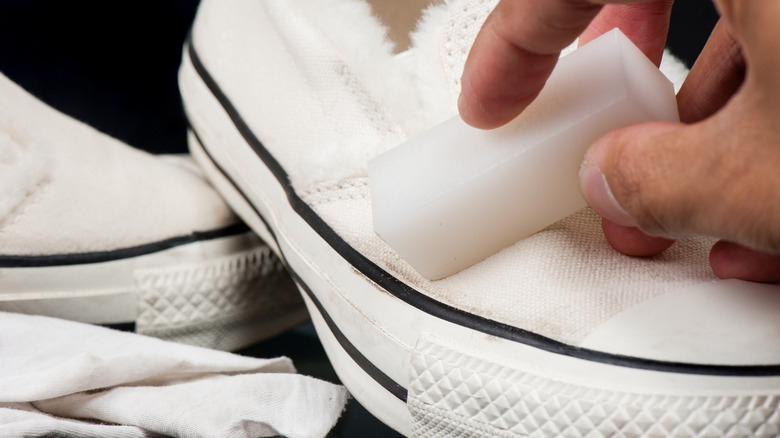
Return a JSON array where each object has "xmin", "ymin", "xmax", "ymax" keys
[{"xmin": 458, "ymin": 0, "xmax": 673, "ymax": 129}]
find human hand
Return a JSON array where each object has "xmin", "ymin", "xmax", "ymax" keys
[{"xmin": 459, "ymin": 0, "xmax": 780, "ymax": 282}]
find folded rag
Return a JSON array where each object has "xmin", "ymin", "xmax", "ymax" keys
[{"xmin": 0, "ymin": 311, "xmax": 348, "ymax": 438}]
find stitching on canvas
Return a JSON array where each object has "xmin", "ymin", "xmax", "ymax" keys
[
  {"xmin": 335, "ymin": 63, "xmax": 401, "ymax": 137},
  {"xmin": 299, "ymin": 177, "xmax": 369, "ymax": 206}
]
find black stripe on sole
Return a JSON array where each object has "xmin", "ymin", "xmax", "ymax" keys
[
  {"xmin": 189, "ymin": 128, "xmax": 408, "ymax": 402},
  {"xmin": 292, "ymin": 270, "xmax": 409, "ymax": 401},
  {"xmin": 0, "ymin": 223, "xmax": 250, "ymax": 267}
]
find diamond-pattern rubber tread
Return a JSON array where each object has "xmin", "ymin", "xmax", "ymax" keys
[
  {"xmin": 409, "ymin": 337, "xmax": 780, "ymax": 437},
  {"xmin": 134, "ymin": 246, "xmax": 303, "ymax": 349}
]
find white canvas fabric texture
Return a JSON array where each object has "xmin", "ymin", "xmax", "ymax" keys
[
  {"xmin": 0, "ymin": 311, "xmax": 348, "ymax": 438},
  {"xmin": 302, "ymin": 180, "xmax": 716, "ymax": 346}
]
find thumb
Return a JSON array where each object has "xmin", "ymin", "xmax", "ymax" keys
[
  {"xmin": 578, "ymin": 122, "xmax": 687, "ymax": 231},
  {"xmin": 578, "ymin": 116, "xmax": 780, "ymax": 254}
]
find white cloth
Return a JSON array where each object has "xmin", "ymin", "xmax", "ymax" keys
[{"xmin": 0, "ymin": 312, "xmax": 348, "ymax": 437}]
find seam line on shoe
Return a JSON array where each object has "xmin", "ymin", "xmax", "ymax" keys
[
  {"xmin": 0, "ymin": 223, "xmax": 250, "ymax": 267},
  {"xmin": 291, "ymin": 269, "xmax": 408, "ymax": 401},
  {"xmin": 189, "ymin": 127, "xmax": 408, "ymax": 402},
  {"xmin": 185, "ymin": 39, "xmax": 780, "ymax": 377}
]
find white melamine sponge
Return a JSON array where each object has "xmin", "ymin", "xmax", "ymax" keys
[{"xmin": 369, "ymin": 29, "xmax": 679, "ymax": 280}]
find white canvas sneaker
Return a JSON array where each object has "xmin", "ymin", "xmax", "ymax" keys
[
  {"xmin": 0, "ymin": 70, "xmax": 307, "ymax": 352},
  {"xmin": 181, "ymin": 0, "xmax": 780, "ymax": 435}
]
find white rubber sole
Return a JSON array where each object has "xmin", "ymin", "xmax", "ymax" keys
[
  {"xmin": 181, "ymin": 42, "xmax": 780, "ymax": 436},
  {"xmin": 0, "ymin": 228, "xmax": 307, "ymax": 351}
]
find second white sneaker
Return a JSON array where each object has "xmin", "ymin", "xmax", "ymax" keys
[{"xmin": 0, "ymin": 70, "xmax": 307, "ymax": 351}]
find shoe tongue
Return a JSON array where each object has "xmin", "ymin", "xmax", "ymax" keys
[
  {"xmin": 415, "ymin": 0, "xmax": 498, "ymax": 103},
  {"xmin": 392, "ymin": 0, "xmax": 498, "ymax": 137},
  {"xmin": 0, "ymin": 129, "xmax": 50, "ymax": 221},
  {"xmin": 277, "ymin": 0, "xmax": 499, "ymax": 173}
]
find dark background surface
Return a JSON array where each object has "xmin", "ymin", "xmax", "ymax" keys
[{"xmin": 0, "ymin": 1, "xmax": 720, "ymax": 436}]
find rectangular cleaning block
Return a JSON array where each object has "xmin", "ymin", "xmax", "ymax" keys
[{"xmin": 368, "ymin": 29, "xmax": 680, "ymax": 280}]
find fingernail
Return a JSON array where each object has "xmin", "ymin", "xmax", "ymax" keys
[{"xmin": 579, "ymin": 161, "xmax": 635, "ymax": 227}]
